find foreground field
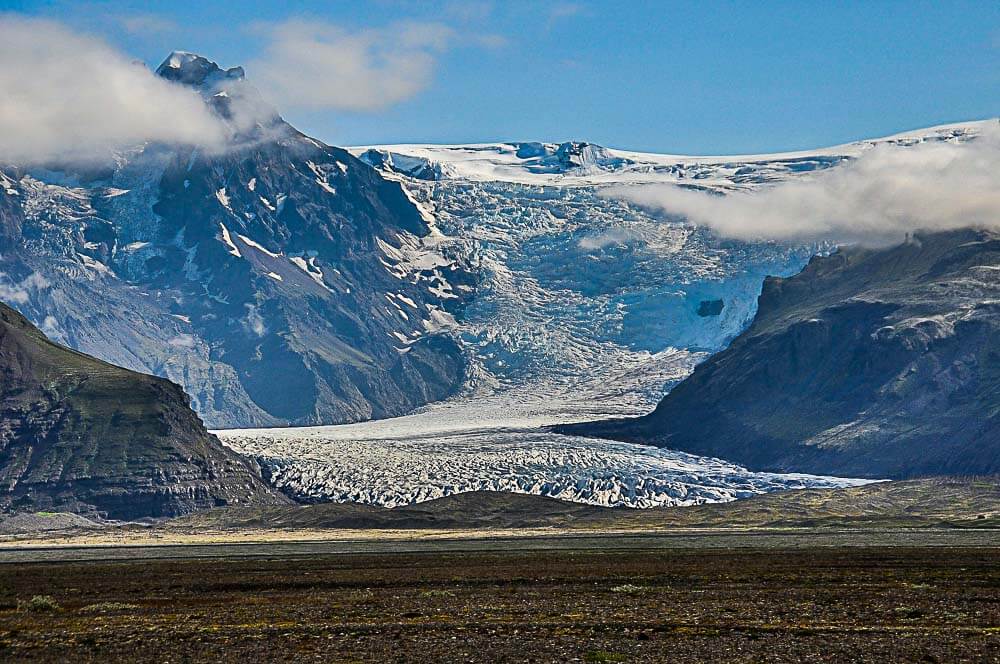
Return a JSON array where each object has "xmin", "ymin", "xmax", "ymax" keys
[{"xmin": 1, "ymin": 544, "xmax": 998, "ymax": 662}]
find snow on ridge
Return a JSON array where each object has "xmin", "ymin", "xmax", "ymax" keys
[
  {"xmin": 215, "ymin": 187, "xmax": 231, "ymax": 210},
  {"xmin": 237, "ymin": 233, "xmax": 281, "ymax": 257},
  {"xmin": 218, "ymin": 223, "xmax": 241, "ymax": 257},
  {"xmin": 348, "ymin": 119, "xmax": 994, "ymax": 188}
]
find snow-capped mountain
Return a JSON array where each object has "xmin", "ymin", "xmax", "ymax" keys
[
  {"xmin": 355, "ymin": 121, "xmax": 986, "ymax": 188},
  {"xmin": 0, "ymin": 52, "xmax": 475, "ymax": 428}
]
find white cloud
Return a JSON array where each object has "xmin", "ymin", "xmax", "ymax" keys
[
  {"xmin": 40, "ymin": 315, "xmax": 65, "ymax": 341},
  {"xmin": 0, "ymin": 271, "xmax": 49, "ymax": 304},
  {"xmin": 548, "ymin": 2, "xmax": 585, "ymax": 25},
  {"xmin": 168, "ymin": 333, "xmax": 197, "ymax": 348},
  {"xmin": 0, "ymin": 16, "xmax": 229, "ymax": 165},
  {"xmin": 610, "ymin": 126, "xmax": 1000, "ymax": 246},
  {"xmin": 249, "ymin": 19, "xmax": 461, "ymax": 112},
  {"xmin": 578, "ymin": 228, "xmax": 641, "ymax": 250},
  {"xmin": 244, "ymin": 303, "xmax": 266, "ymax": 337}
]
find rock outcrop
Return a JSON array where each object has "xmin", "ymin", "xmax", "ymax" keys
[
  {"xmin": 563, "ymin": 230, "xmax": 1000, "ymax": 479},
  {"xmin": 0, "ymin": 301, "xmax": 286, "ymax": 519}
]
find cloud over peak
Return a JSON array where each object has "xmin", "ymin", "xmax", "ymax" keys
[{"xmin": 0, "ymin": 16, "xmax": 230, "ymax": 165}]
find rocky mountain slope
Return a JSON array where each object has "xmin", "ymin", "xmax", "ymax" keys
[
  {"xmin": 563, "ymin": 229, "xmax": 1000, "ymax": 479},
  {"xmin": 0, "ymin": 300, "xmax": 285, "ymax": 519},
  {"xmin": 0, "ymin": 52, "xmax": 473, "ymax": 428}
]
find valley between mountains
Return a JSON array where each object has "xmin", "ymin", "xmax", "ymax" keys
[{"xmin": 0, "ymin": 51, "xmax": 997, "ymax": 517}]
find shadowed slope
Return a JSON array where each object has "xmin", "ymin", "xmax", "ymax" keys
[
  {"xmin": 0, "ymin": 302, "xmax": 286, "ymax": 519},
  {"xmin": 561, "ymin": 229, "xmax": 1000, "ymax": 479}
]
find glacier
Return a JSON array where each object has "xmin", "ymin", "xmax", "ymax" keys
[{"xmin": 212, "ymin": 123, "xmax": 991, "ymax": 508}]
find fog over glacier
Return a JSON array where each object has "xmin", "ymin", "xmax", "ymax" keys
[{"xmin": 613, "ymin": 123, "xmax": 1000, "ymax": 245}]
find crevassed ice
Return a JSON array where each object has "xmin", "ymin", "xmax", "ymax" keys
[{"xmin": 215, "ymin": 131, "xmax": 976, "ymax": 507}]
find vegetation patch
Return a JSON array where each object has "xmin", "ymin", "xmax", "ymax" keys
[{"xmin": 18, "ymin": 595, "xmax": 60, "ymax": 612}]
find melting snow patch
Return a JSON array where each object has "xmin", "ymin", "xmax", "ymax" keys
[
  {"xmin": 399, "ymin": 182, "xmax": 436, "ymax": 225},
  {"xmin": 290, "ymin": 254, "xmax": 333, "ymax": 292},
  {"xmin": 396, "ymin": 293, "xmax": 418, "ymax": 308},
  {"xmin": 218, "ymin": 224, "xmax": 242, "ymax": 257},
  {"xmin": 237, "ymin": 234, "xmax": 281, "ymax": 257},
  {"xmin": 79, "ymin": 255, "xmax": 111, "ymax": 274},
  {"xmin": 391, "ymin": 331, "xmax": 413, "ymax": 344},
  {"xmin": 423, "ymin": 306, "xmax": 457, "ymax": 332}
]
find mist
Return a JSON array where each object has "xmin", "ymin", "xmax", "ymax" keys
[
  {"xmin": 0, "ymin": 17, "xmax": 229, "ymax": 165},
  {"xmin": 609, "ymin": 124, "xmax": 1000, "ymax": 246}
]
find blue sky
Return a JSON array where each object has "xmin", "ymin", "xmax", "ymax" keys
[{"xmin": 7, "ymin": 0, "xmax": 1000, "ymax": 153}]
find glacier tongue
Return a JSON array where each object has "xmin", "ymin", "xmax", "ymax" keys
[{"xmin": 217, "ymin": 387, "xmax": 873, "ymax": 509}]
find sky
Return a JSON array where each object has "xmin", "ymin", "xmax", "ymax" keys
[{"xmin": 3, "ymin": 0, "xmax": 999, "ymax": 154}]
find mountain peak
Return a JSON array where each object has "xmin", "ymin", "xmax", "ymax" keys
[{"xmin": 156, "ymin": 51, "xmax": 244, "ymax": 87}]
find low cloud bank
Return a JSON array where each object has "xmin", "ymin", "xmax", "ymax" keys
[
  {"xmin": 610, "ymin": 125, "xmax": 1000, "ymax": 246},
  {"xmin": 0, "ymin": 17, "xmax": 229, "ymax": 165}
]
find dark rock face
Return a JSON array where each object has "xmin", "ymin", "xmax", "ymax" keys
[
  {"xmin": 0, "ymin": 301, "xmax": 286, "ymax": 519},
  {"xmin": 564, "ymin": 230, "xmax": 1000, "ymax": 479},
  {"xmin": 0, "ymin": 53, "xmax": 473, "ymax": 428}
]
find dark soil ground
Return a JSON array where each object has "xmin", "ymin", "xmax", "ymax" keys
[{"xmin": 0, "ymin": 545, "xmax": 998, "ymax": 662}]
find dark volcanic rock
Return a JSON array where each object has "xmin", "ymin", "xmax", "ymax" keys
[
  {"xmin": 562, "ymin": 229, "xmax": 1000, "ymax": 479},
  {"xmin": 0, "ymin": 301, "xmax": 286, "ymax": 519}
]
